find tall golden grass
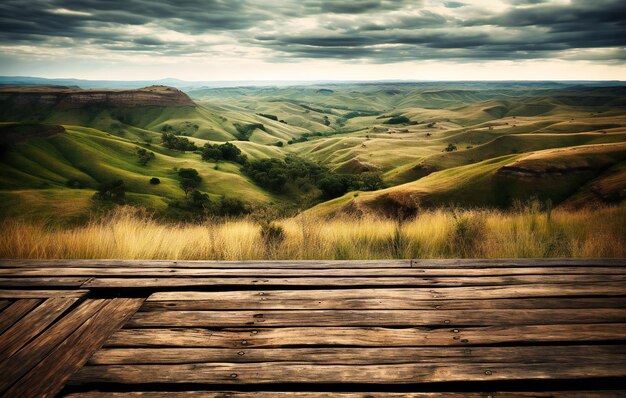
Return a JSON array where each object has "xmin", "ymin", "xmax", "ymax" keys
[{"xmin": 1, "ymin": 204, "xmax": 624, "ymax": 259}]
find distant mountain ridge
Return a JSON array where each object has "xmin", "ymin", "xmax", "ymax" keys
[{"xmin": 0, "ymin": 85, "xmax": 194, "ymax": 108}]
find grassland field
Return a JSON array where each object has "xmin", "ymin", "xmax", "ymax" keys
[{"xmin": 0, "ymin": 82, "xmax": 624, "ymax": 259}]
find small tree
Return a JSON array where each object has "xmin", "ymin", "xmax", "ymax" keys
[
  {"xmin": 178, "ymin": 168, "xmax": 201, "ymax": 198},
  {"xmin": 445, "ymin": 143, "xmax": 458, "ymax": 152},
  {"xmin": 94, "ymin": 179, "xmax": 125, "ymax": 203},
  {"xmin": 149, "ymin": 177, "xmax": 160, "ymax": 185},
  {"xmin": 136, "ymin": 147, "xmax": 155, "ymax": 165},
  {"xmin": 359, "ymin": 172, "xmax": 385, "ymax": 191}
]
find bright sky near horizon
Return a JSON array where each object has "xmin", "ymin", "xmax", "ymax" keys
[{"xmin": 0, "ymin": 0, "xmax": 624, "ymax": 81}]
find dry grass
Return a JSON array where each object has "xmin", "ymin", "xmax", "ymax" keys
[{"xmin": 1, "ymin": 204, "xmax": 624, "ymax": 260}]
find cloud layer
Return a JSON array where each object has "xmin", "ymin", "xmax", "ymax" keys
[{"xmin": 0, "ymin": 0, "xmax": 624, "ymax": 76}]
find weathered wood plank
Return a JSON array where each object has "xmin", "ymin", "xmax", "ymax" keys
[
  {"xmin": 106, "ymin": 323, "xmax": 626, "ymax": 348},
  {"xmin": 0, "ymin": 297, "xmax": 76, "ymax": 360},
  {"xmin": 0, "ymin": 278, "xmax": 89, "ymax": 287},
  {"xmin": 68, "ymin": 361, "xmax": 626, "ymax": 385},
  {"xmin": 62, "ymin": 391, "xmax": 626, "ymax": 398},
  {"xmin": 0, "ymin": 299, "xmax": 40, "ymax": 334},
  {"xmin": 0, "ymin": 260, "xmax": 412, "ymax": 269},
  {"xmin": 126, "ymin": 308, "xmax": 626, "ymax": 327},
  {"xmin": 0, "ymin": 290, "xmax": 88, "ymax": 298},
  {"xmin": 0, "ymin": 299, "xmax": 108, "ymax": 394},
  {"xmin": 86, "ymin": 279, "xmax": 626, "ymax": 297},
  {"xmin": 88, "ymin": 345, "xmax": 626, "ymax": 365},
  {"xmin": 0, "ymin": 300, "xmax": 9, "ymax": 311},
  {"xmin": 87, "ymin": 277, "xmax": 626, "ymax": 289},
  {"xmin": 3, "ymin": 298, "xmax": 144, "ymax": 398},
  {"xmin": 143, "ymin": 291, "xmax": 626, "ymax": 310},
  {"xmin": 5, "ymin": 267, "xmax": 626, "ymax": 278},
  {"xmin": 3, "ymin": 258, "xmax": 625, "ymax": 268}
]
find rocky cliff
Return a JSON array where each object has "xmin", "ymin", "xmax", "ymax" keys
[{"xmin": 0, "ymin": 85, "xmax": 195, "ymax": 108}]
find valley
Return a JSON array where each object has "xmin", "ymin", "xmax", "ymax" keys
[{"xmin": 1, "ymin": 82, "xmax": 625, "ymax": 222}]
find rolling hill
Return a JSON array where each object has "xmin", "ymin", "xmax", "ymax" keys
[{"xmin": 1, "ymin": 82, "xmax": 625, "ymax": 221}]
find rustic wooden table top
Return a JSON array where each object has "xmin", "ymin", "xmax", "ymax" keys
[{"xmin": 0, "ymin": 259, "xmax": 625, "ymax": 397}]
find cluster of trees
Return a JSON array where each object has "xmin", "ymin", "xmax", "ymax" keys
[
  {"xmin": 445, "ymin": 143, "xmax": 458, "ymax": 152},
  {"xmin": 178, "ymin": 168, "xmax": 201, "ymax": 198},
  {"xmin": 242, "ymin": 155, "xmax": 385, "ymax": 200},
  {"xmin": 201, "ymin": 142, "xmax": 247, "ymax": 164},
  {"xmin": 161, "ymin": 132, "xmax": 197, "ymax": 151},
  {"xmin": 234, "ymin": 122, "xmax": 265, "ymax": 141},
  {"xmin": 168, "ymin": 167, "xmax": 247, "ymax": 218},
  {"xmin": 384, "ymin": 116, "xmax": 411, "ymax": 124},
  {"xmin": 93, "ymin": 179, "xmax": 125, "ymax": 203},
  {"xmin": 136, "ymin": 147, "xmax": 155, "ymax": 165}
]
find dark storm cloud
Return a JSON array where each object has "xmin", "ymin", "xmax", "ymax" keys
[
  {"xmin": 0, "ymin": 0, "xmax": 265, "ymax": 43},
  {"xmin": 0, "ymin": 0, "xmax": 625, "ymax": 64},
  {"xmin": 254, "ymin": 0, "xmax": 626, "ymax": 62}
]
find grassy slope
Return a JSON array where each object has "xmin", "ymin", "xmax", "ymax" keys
[
  {"xmin": 1, "ymin": 83, "xmax": 626, "ymax": 221},
  {"xmin": 307, "ymin": 142, "xmax": 626, "ymax": 217},
  {"xmin": 0, "ymin": 125, "xmax": 278, "ymax": 220}
]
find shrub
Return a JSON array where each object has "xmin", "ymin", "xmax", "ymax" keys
[
  {"xmin": 234, "ymin": 123, "xmax": 265, "ymax": 141},
  {"xmin": 161, "ymin": 132, "xmax": 197, "ymax": 151},
  {"xmin": 257, "ymin": 113, "xmax": 278, "ymax": 121},
  {"xmin": 318, "ymin": 175, "xmax": 355, "ymax": 199},
  {"xmin": 384, "ymin": 116, "xmax": 410, "ymax": 124},
  {"xmin": 358, "ymin": 172, "xmax": 385, "ymax": 191},
  {"xmin": 201, "ymin": 142, "xmax": 244, "ymax": 163},
  {"xmin": 260, "ymin": 221, "xmax": 285, "ymax": 257},
  {"xmin": 136, "ymin": 147, "xmax": 155, "ymax": 165},
  {"xmin": 66, "ymin": 179, "xmax": 84, "ymax": 189},
  {"xmin": 149, "ymin": 177, "xmax": 160, "ymax": 185},
  {"xmin": 445, "ymin": 143, "xmax": 458, "ymax": 152},
  {"xmin": 178, "ymin": 168, "xmax": 201, "ymax": 198},
  {"xmin": 219, "ymin": 197, "xmax": 248, "ymax": 216},
  {"xmin": 94, "ymin": 179, "xmax": 125, "ymax": 203}
]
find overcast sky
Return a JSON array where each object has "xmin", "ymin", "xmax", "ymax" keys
[{"xmin": 0, "ymin": 0, "xmax": 624, "ymax": 81}]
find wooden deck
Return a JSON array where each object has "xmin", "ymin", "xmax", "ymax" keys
[{"xmin": 0, "ymin": 259, "xmax": 625, "ymax": 397}]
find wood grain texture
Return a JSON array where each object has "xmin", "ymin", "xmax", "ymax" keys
[
  {"xmin": 0, "ymin": 289, "xmax": 87, "ymax": 298},
  {"xmin": 0, "ymin": 299, "xmax": 107, "ymax": 394},
  {"xmin": 88, "ymin": 345, "xmax": 626, "ymax": 365},
  {"xmin": 63, "ymin": 391, "xmax": 626, "ymax": 398},
  {"xmin": 3, "ymin": 298, "xmax": 144, "ymax": 398},
  {"xmin": 106, "ymin": 323, "xmax": 626, "ymax": 348},
  {"xmin": 143, "ymin": 290, "xmax": 626, "ymax": 310},
  {"xmin": 68, "ymin": 362, "xmax": 626, "ymax": 385},
  {"xmin": 0, "ymin": 297, "xmax": 76, "ymax": 360},
  {"xmin": 0, "ymin": 278, "xmax": 88, "ymax": 287},
  {"xmin": 0, "ymin": 299, "xmax": 40, "ymax": 334},
  {"xmin": 0, "ymin": 259, "xmax": 624, "ymax": 396},
  {"xmin": 126, "ymin": 308, "xmax": 626, "ymax": 327}
]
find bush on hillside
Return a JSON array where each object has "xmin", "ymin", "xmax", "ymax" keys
[
  {"xmin": 358, "ymin": 172, "xmax": 385, "ymax": 191},
  {"xmin": 384, "ymin": 116, "xmax": 410, "ymax": 124},
  {"xmin": 257, "ymin": 113, "xmax": 278, "ymax": 121},
  {"xmin": 93, "ymin": 179, "xmax": 125, "ymax": 203},
  {"xmin": 178, "ymin": 168, "xmax": 201, "ymax": 198},
  {"xmin": 66, "ymin": 179, "xmax": 84, "ymax": 189},
  {"xmin": 136, "ymin": 147, "xmax": 155, "ymax": 165},
  {"xmin": 234, "ymin": 123, "xmax": 265, "ymax": 141},
  {"xmin": 201, "ymin": 142, "xmax": 246, "ymax": 163},
  {"xmin": 161, "ymin": 132, "xmax": 197, "ymax": 151},
  {"xmin": 445, "ymin": 143, "xmax": 458, "ymax": 152},
  {"xmin": 149, "ymin": 177, "xmax": 160, "ymax": 185}
]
